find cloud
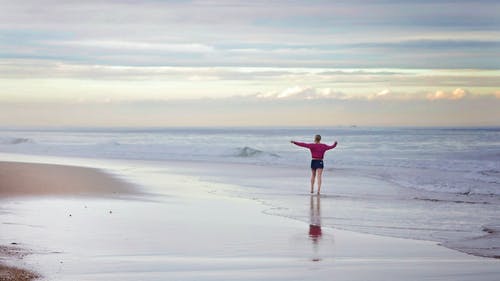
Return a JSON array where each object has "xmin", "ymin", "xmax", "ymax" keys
[
  {"xmin": 256, "ymin": 86, "xmax": 346, "ymax": 100},
  {"xmin": 258, "ymin": 87, "xmax": 418, "ymax": 101},
  {"xmin": 4, "ymin": 60, "xmax": 498, "ymax": 92},
  {"xmin": 254, "ymin": 86, "xmax": 500, "ymax": 102},
  {"xmin": 2, "ymin": 1, "xmax": 500, "ymax": 68},
  {"xmin": 352, "ymin": 39, "xmax": 500, "ymax": 50},
  {"xmin": 427, "ymin": 88, "xmax": 468, "ymax": 100},
  {"xmin": 3, "ymin": 88, "xmax": 499, "ymax": 127},
  {"xmin": 1, "ymin": 59, "xmax": 498, "ymax": 104},
  {"xmin": 367, "ymin": 88, "xmax": 392, "ymax": 100},
  {"xmin": 51, "ymin": 40, "xmax": 215, "ymax": 53}
]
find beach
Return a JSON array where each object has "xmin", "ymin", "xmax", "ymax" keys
[
  {"xmin": 1, "ymin": 156, "xmax": 499, "ymax": 280},
  {"xmin": 3, "ymin": 0, "xmax": 499, "ymax": 279},
  {"xmin": 0, "ymin": 161, "xmax": 137, "ymax": 198},
  {"xmin": 0, "ymin": 160, "xmax": 138, "ymax": 280}
]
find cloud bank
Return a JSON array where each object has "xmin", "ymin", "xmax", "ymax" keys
[
  {"xmin": 1, "ymin": 1, "xmax": 499, "ymax": 68},
  {"xmin": 254, "ymin": 86, "xmax": 498, "ymax": 102},
  {"xmin": 2, "ymin": 92, "xmax": 499, "ymax": 127}
]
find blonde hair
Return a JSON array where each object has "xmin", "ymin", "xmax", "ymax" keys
[{"xmin": 314, "ymin": 134, "xmax": 321, "ymax": 143}]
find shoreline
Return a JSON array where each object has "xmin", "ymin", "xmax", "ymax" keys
[
  {"xmin": 1, "ymin": 158, "xmax": 500, "ymax": 280},
  {"xmin": 0, "ymin": 245, "xmax": 40, "ymax": 281}
]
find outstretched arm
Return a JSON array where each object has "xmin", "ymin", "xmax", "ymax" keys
[
  {"xmin": 290, "ymin": 140, "xmax": 311, "ymax": 148},
  {"xmin": 327, "ymin": 141, "xmax": 338, "ymax": 150}
]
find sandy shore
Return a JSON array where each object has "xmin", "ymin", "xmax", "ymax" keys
[
  {"xmin": 1, "ymin": 158, "xmax": 500, "ymax": 281},
  {"xmin": 0, "ymin": 161, "xmax": 137, "ymax": 198},
  {"xmin": 0, "ymin": 161, "xmax": 139, "ymax": 280},
  {"xmin": 0, "ymin": 245, "xmax": 40, "ymax": 281}
]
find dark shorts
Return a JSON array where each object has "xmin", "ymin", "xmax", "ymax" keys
[{"xmin": 311, "ymin": 159, "xmax": 324, "ymax": 170}]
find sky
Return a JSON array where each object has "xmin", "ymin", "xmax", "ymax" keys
[{"xmin": 1, "ymin": 0, "xmax": 499, "ymax": 127}]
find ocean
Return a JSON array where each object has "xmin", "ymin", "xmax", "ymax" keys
[{"xmin": 1, "ymin": 126, "xmax": 499, "ymax": 258}]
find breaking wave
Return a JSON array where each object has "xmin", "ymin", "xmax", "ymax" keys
[
  {"xmin": 1, "ymin": 137, "xmax": 33, "ymax": 145},
  {"xmin": 234, "ymin": 146, "xmax": 280, "ymax": 158}
]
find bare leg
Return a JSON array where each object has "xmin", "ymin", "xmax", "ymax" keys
[
  {"xmin": 310, "ymin": 169, "xmax": 316, "ymax": 193},
  {"xmin": 316, "ymin": 169, "xmax": 323, "ymax": 194}
]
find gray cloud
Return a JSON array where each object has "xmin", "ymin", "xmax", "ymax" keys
[{"xmin": 1, "ymin": 1, "xmax": 499, "ymax": 68}]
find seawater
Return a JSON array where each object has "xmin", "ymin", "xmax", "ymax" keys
[
  {"xmin": 1, "ymin": 126, "xmax": 499, "ymax": 258},
  {"xmin": 1, "ymin": 127, "xmax": 498, "ymax": 196}
]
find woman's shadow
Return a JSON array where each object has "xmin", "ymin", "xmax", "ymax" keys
[{"xmin": 309, "ymin": 195, "xmax": 323, "ymax": 261}]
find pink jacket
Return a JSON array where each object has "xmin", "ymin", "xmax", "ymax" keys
[{"xmin": 292, "ymin": 141, "xmax": 337, "ymax": 159}]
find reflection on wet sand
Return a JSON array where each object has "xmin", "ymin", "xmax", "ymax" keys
[{"xmin": 309, "ymin": 195, "xmax": 323, "ymax": 261}]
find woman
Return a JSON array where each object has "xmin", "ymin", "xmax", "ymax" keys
[{"xmin": 291, "ymin": 135, "xmax": 337, "ymax": 194}]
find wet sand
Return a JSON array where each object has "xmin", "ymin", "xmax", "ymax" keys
[
  {"xmin": 0, "ymin": 245, "xmax": 40, "ymax": 281},
  {"xmin": 0, "ymin": 161, "xmax": 138, "ymax": 280}
]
